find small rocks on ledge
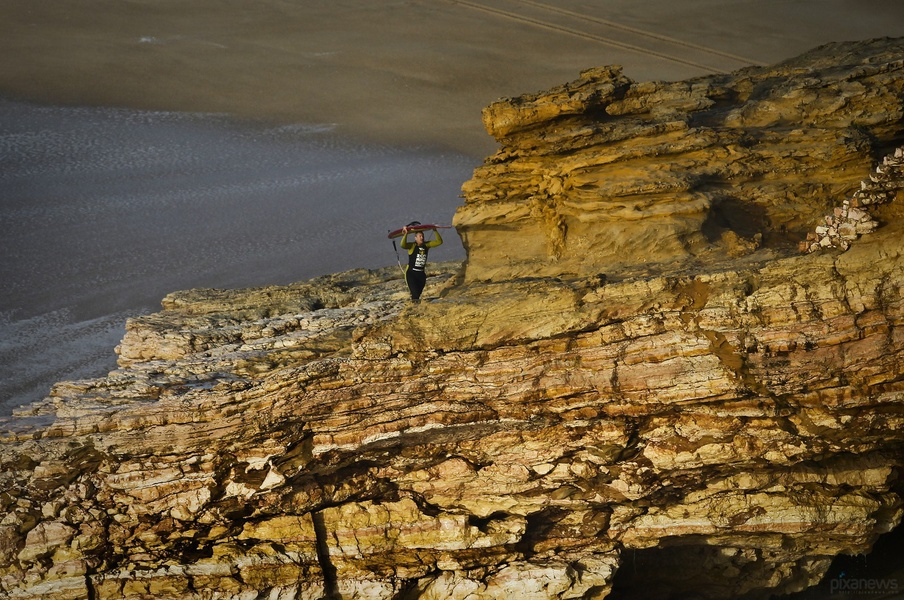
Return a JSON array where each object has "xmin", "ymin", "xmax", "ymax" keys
[{"xmin": 801, "ymin": 146, "xmax": 902, "ymax": 253}]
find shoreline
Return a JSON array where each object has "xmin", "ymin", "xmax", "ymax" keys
[{"xmin": 0, "ymin": 99, "xmax": 473, "ymax": 416}]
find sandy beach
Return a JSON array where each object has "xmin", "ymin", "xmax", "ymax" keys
[
  {"xmin": 1, "ymin": 0, "xmax": 903, "ymax": 414},
  {"xmin": 3, "ymin": 0, "xmax": 903, "ymax": 157}
]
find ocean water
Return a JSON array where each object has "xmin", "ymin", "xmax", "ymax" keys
[{"xmin": 0, "ymin": 100, "xmax": 474, "ymax": 416}]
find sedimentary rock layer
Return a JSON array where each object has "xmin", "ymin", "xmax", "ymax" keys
[
  {"xmin": 2, "ymin": 224, "xmax": 902, "ymax": 599},
  {"xmin": 455, "ymin": 38, "xmax": 904, "ymax": 282},
  {"xmin": 2, "ymin": 38, "xmax": 904, "ymax": 600}
]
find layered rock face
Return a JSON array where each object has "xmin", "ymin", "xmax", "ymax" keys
[
  {"xmin": 2, "ymin": 38, "xmax": 904, "ymax": 600},
  {"xmin": 455, "ymin": 37, "xmax": 904, "ymax": 282}
]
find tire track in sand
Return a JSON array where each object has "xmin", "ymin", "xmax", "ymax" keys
[
  {"xmin": 450, "ymin": 0, "xmax": 764, "ymax": 74},
  {"xmin": 511, "ymin": 0, "xmax": 766, "ymax": 67}
]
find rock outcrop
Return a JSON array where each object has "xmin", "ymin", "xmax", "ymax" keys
[
  {"xmin": 455, "ymin": 37, "xmax": 904, "ymax": 282},
  {"xmin": 2, "ymin": 38, "xmax": 904, "ymax": 600}
]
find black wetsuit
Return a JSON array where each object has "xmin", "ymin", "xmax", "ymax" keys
[{"xmin": 401, "ymin": 229, "xmax": 443, "ymax": 301}]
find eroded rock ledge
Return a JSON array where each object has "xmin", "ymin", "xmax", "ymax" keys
[
  {"xmin": 2, "ymin": 38, "xmax": 904, "ymax": 600},
  {"xmin": 455, "ymin": 37, "xmax": 904, "ymax": 282}
]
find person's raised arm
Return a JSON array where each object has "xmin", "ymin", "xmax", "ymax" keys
[
  {"xmin": 427, "ymin": 228, "xmax": 443, "ymax": 247},
  {"xmin": 400, "ymin": 226, "xmax": 413, "ymax": 249}
]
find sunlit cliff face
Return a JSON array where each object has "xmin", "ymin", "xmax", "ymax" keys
[{"xmin": 456, "ymin": 39, "xmax": 904, "ymax": 283}]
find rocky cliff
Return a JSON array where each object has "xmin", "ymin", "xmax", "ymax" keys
[
  {"xmin": 2, "ymin": 38, "xmax": 904, "ymax": 600},
  {"xmin": 456, "ymin": 37, "xmax": 904, "ymax": 282}
]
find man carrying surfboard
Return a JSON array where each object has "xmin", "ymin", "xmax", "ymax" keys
[{"xmin": 399, "ymin": 222, "xmax": 443, "ymax": 302}]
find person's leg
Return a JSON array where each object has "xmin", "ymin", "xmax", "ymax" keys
[{"xmin": 406, "ymin": 270, "xmax": 426, "ymax": 301}]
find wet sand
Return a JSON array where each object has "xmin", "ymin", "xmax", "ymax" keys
[{"xmin": 1, "ymin": 0, "xmax": 903, "ymax": 414}]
